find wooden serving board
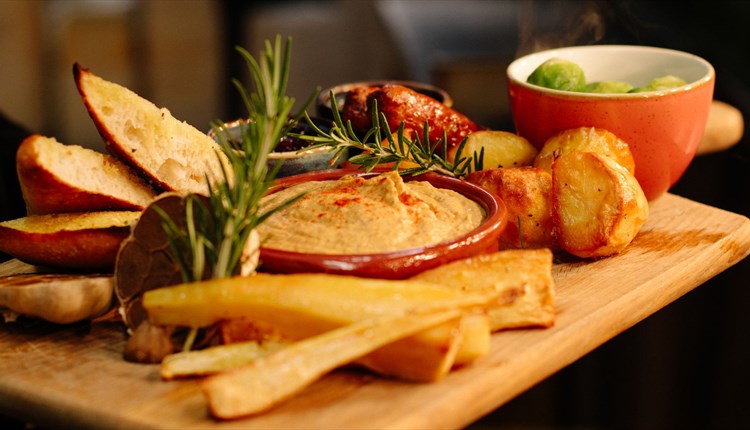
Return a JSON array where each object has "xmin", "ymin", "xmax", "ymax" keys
[{"xmin": 1, "ymin": 193, "xmax": 749, "ymax": 429}]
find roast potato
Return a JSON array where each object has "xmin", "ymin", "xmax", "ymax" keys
[
  {"xmin": 450, "ymin": 130, "xmax": 538, "ymax": 171},
  {"xmin": 534, "ymin": 127, "xmax": 636, "ymax": 175},
  {"xmin": 467, "ymin": 167, "xmax": 556, "ymax": 250},
  {"xmin": 551, "ymin": 151, "xmax": 648, "ymax": 258}
]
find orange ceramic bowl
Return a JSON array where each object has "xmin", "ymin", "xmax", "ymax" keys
[
  {"xmin": 507, "ymin": 45, "xmax": 715, "ymax": 200},
  {"xmin": 258, "ymin": 169, "xmax": 507, "ymax": 279}
]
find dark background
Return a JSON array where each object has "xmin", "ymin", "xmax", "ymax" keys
[
  {"xmin": 1, "ymin": 1, "xmax": 748, "ymax": 428},
  {"xmin": 471, "ymin": 1, "xmax": 750, "ymax": 428}
]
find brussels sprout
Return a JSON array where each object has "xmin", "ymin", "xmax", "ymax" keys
[
  {"xmin": 646, "ymin": 75, "xmax": 687, "ymax": 90},
  {"xmin": 585, "ymin": 81, "xmax": 634, "ymax": 94},
  {"xmin": 628, "ymin": 75, "xmax": 687, "ymax": 93},
  {"xmin": 527, "ymin": 58, "xmax": 587, "ymax": 92}
]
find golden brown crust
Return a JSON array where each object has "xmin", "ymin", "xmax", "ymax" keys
[
  {"xmin": 74, "ymin": 63, "xmax": 232, "ymax": 195},
  {"xmin": 16, "ymin": 134, "xmax": 157, "ymax": 215},
  {"xmin": 534, "ymin": 127, "xmax": 636, "ymax": 175},
  {"xmin": 551, "ymin": 151, "xmax": 648, "ymax": 258},
  {"xmin": 74, "ymin": 63, "xmax": 160, "ymax": 190},
  {"xmin": 412, "ymin": 248, "xmax": 556, "ymax": 330},
  {"xmin": 467, "ymin": 167, "xmax": 556, "ymax": 250},
  {"xmin": 0, "ymin": 211, "xmax": 140, "ymax": 271}
]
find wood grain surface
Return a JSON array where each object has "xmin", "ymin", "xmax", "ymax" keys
[{"xmin": 1, "ymin": 193, "xmax": 749, "ymax": 429}]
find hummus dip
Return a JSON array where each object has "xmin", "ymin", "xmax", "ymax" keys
[{"xmin": 258, "ymin": 171, "xmax": 485, "ymax": 254}]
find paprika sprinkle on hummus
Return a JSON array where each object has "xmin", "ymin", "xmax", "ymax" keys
[{"xmin": 258, "ymin": 171, "xmax": 485, "ymax": 254}]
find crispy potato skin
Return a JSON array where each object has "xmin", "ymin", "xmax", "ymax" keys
[
  {"xmin": 534, "ymin": 127, "xmax": 636, "ymax": 175},
  {"xmin": 449, "ymin": 130, "xmax": 538, "ymax": 171},
  {"xmin": 551, "ymin": 151, "xmax": 648, "ymax": 258},
  {"xmin": 342, "ymin": 84, "xmax": 482, "ymax": 149},
  {"xmin": 467, "ymin": 167, "xmax": 556, "ymax": 250},
  {"xmin": 468, "ymin": 127, "xmax": 647, "ymax": 258}
]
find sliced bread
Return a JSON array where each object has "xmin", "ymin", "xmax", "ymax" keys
[
  {"xmin": 0, "ymin": 211, "xmax": 141, "ymax": 270},
  {"xmin": 73, "ymin": 63, "xmax": 232, "ymax": 195},
  {"xmin": 17, "ymin": 134, "xmax": 158, "ymax": 215}
]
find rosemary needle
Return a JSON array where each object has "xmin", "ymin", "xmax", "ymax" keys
[
  {"xmin": 295, "ymin": 91, "xmax": 484, "ymax": 178},
  {"xmin": 157, "ymin": 35, "xmax": 312, "ymax": 283}
]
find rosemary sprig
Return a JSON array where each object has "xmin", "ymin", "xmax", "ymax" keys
[
  {"xmin": 158, "ymin": 35, "xmax": 305, "ymax": 283},
  {"xmin": 297, "ymin": 91, "xmax": 484, "ymax": 178}
]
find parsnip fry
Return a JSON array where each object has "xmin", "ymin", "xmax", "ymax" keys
[
  {"xmin": 413, "ymin": 249, "xmax": 556, "ymax": 330},
  {"xmin": 203, "ymin": 309, "xmax": 462, "ymax": 419},
  {"xmin": 161, "ymin": 339, "xmax": 289, "ymax": 380},
  {"xmin": 452, "ymin": 312, "xmax": 492, "ymax": 366},
  {"xmin": 144, "ymin": 273, "xmax": 501, "ymax": 382},
  {"xmin": 143, "ymin": 273, "xmax": 499, "ymax": 329}
]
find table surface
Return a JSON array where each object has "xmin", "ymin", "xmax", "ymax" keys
[{"xmin": 1, "ymin": 192, "xmax": 749, "ymax": 429}]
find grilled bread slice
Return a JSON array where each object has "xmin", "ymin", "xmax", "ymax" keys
[
  {"xmin": 0, "ymin": 211, "xmax": 140, "ymax": 270},
  {"xmin": 74, "ymin": 63, "xmax": 231, "ymax": 195},
  {"xmin": 17, "ymin": 134, "xmax": 158, "ymax": 215}
]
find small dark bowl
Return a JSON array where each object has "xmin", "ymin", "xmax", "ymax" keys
[
  {"xmin": 209, "ymin": 117, "xmax": 347, "ymax": 178},
  {"xmin": 316, "ymin": 80, "xmax": 453, "ymax": 121},
  {"xmin": 258, "ymin": 169, "xmax": 507, "ymax": 279}
]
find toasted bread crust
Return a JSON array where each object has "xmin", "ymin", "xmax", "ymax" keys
[
  {"xmin": 0, "ymin": 211, "xmax": 140, "ymax": 270},
  {"xmin": 17, "ymin": 134, "xmax": 157, "ymax": 215},
  {"xmin": 74, "ymin": 63, "xmax": 231, "ymax": 195}
]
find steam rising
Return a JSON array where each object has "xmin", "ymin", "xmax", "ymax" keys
[{"xmin": 517, "ymin": 0, "xmax": 606, "ymax": 57}]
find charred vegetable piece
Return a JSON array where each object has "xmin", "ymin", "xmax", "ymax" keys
[{"xmin": 115, "ymin": 193, "xmax": 190, "ymax": 331}]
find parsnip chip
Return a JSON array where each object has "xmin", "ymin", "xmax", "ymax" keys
[{"xmin": 412, "ymin": 249, "xmax": 555, "ymax": 330}]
